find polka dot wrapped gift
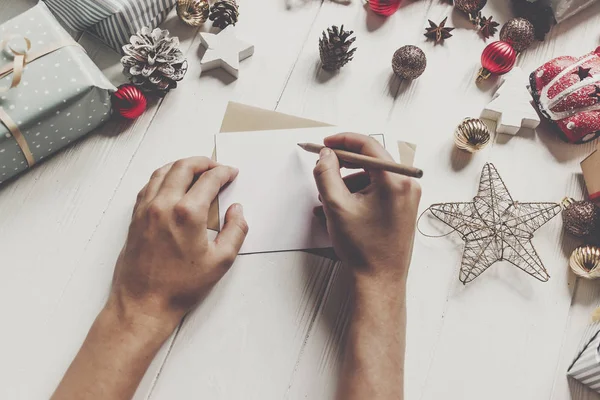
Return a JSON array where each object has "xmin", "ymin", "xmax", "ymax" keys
[
  {"xmin": 0, "ymin": 3, "xmax": 115, "ymax": 186},
  {"xmin": 529, "ymin": 46, "xmax": 600, "ymax": 144}
]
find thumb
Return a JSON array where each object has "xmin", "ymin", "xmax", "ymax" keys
[
  {"xmin": 215, "ymin": 203, "xmax": 249, "ymax": 263},
  {"xmin": 313, "ymin": 148, "xmax": 349, "ymax": 207}
]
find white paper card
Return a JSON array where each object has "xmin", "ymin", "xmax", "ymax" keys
[{"xmin": 216, "ymin": 127, "xmax": 385, "ymax": 254}]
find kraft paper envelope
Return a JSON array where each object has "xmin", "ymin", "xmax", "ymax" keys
[{"xmin": 208, "ymin": 102, "xmax": 417, "ymax": 231}]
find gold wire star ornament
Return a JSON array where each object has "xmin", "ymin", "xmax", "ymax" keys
[{"xmin": 421, "ymin": 163, "xmax": 561, "ymax": 284}]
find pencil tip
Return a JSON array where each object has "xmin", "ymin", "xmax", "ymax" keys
[{"xmin": 297, "ymin": 143, "xmax": 305, "ymax": 149}]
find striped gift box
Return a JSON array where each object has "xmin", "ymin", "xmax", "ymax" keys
[
  {"xmin": 568, "ymin": 330, "xmax": 600, "ymax": 393},
  {"xmin": 43, "ymin": 0, "xmax": 176, "ymax": 52}
]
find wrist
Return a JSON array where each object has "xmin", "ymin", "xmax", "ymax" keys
[
  {"xmin": 103, "ymin": 294, "xmax": 181, "ymax": 344},
  {"xmin": 352, "ymin": 269, "xmax": 407, "ymax": 314}
]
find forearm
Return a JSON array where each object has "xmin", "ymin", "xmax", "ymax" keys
[
  {"xmin": 337, "ymin": 272, "xmax": 407, "ymax": 400},
  {"xmin": 52, "ymin": 301, "xmax": 174, "ymax": 400}
]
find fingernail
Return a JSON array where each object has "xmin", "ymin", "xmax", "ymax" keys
[
  {"xmin": 233, "ymin": 203, "xmax": 243, "ymax": 214},
  {"xmin": 319, "ymin": 148, "xmax": 331, "ymax": 159}
]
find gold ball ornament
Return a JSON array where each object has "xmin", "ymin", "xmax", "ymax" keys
[
  {"xmin": 499, "ymin": 18, "xmax": 535, "ymax": 53},
  {"xmin": 569, "ymin": 245, "xmax": 600, "ymax": 279},
  {"xmin": 392, "ymin": 45, "xmax": 427, "ymax": 80},
  {"xmin": 454, "ymin": 118, "xmax": 491, "ymax": 153},
  {"xmin": 177, "ymin": 0, "xmax": 209, "ymax": 26}
]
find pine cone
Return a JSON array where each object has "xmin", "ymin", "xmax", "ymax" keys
[
  {"xmin": 209, "ymin": 0, "xmax": 239, "ymax": 30},
  {"xmin": 319, "ymin": 25, "xmax": 357, "ymax": 71},
  {"xmin": 510, "ymin": 0, "xmax": 555, "ymax": 41},
  {"xmin": 121, "ymin": 27, "xmax": 188, "ymax": 97}
]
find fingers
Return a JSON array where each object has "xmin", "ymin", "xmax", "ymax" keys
[
  {"xmin": 214, "ymin": 203, "xmax": 249, "ymax": 264},
  {"xmin": 343, "ymin": 171, "xmax": 371, "ymax": 193},
  {"xmin": 324, "ymin": 133, "xmax": 394, "ymax": 161},
  {"xmin": 314, "ymin": 173, "xmax": 370, "ymax": 220},
  {"xmin": 138, "ymin": 163, "xmax": 172, "ymax": 208},
  {"xmin": 313, "ymin": 205, "xmax": 326, "ymax": 219},
  {"xmin": 317, "ymin": 171, "xmax": 371, "ymax": 203},
  {"xmin": 313, "ymin": 148, "xmax": 350, "ymax": 207},
  {"xmin": 184, "ymin": 165, "xmax": 239, "ymax": 216},
  {"xmin": 156, "ymin": 157, "xmax": 217, "ymax": 200}
]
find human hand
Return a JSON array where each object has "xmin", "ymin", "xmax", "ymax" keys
[
  {"xmin": 313, "ymin": 133, "xmax": 421, "ymax": 286},
  {"xmin": 108, "ymin": 157, "xmax": 248, "ymax": 337}
]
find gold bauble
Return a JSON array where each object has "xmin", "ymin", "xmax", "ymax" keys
[
  {"xmin": 454, "ymin": 117, "xmax": 491, "ymax": 153},
  {"xmin": 569, "ymin": 245, "xmax": 600, "ymax": 279},
  {"xmin": 177, "ymin": 0, "xmax": 209, "ymax": 26}
]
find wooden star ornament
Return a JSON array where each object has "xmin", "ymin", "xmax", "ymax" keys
[
  {"xmin": 199, "ymin": 26, "xmax": 254, "ymax": 78},
  {"xmin": 425, "ymin": 163, "xmax": 561, "ymax": 284},
  {"xmin": 424, "ymin": 17, "xmax": 454, "ymax": 44}
]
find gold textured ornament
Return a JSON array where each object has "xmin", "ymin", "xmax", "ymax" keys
[
  {"xmin": 392, "ymin": 45, "xmax": 427, "ymax": 80},
  {"xmin": 569, "ymin": 245, "xmax": 600, "ymax": 279},
  {"xmin": 177, "ymin": 0, "xmax": 209, "ymax": 26},
  {"xmin": 454, "ymin": 117, "xmax": 491, "ymax": 153},
  {"xmin": 499, "ymin": 18, "xmax": 535, "ymax": 53},
  {"xmin": 561, "ymin": 197, "xmax": 600, "ymax": 238}
]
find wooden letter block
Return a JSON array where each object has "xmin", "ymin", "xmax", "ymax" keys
[{"xmin": 582, "ymin": 146, "xmax": 600, "ymax": 204}]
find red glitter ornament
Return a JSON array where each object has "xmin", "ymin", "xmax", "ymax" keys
[
  {"xmin": 367, "ymin": 0, "xmax": 401, "ymax": 16},
  {"xmin": 113, "ymin": 84, "xmax": 147, "ymax": 119},
  {"xmin": 476, "ymin": 41, "xmax": 517, "ymax": 83},
  {"xmin": 530, "ymin": 47, "xmax": 600, "ymax": 144}
]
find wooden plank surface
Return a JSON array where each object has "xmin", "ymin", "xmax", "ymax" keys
[{"xmin": 1, "ymin": 0, "xmax": 600, "ymax": 399}]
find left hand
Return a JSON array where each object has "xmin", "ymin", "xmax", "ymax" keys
[{"xmin": 108, "ymin": 156, "xmax": 248, "ymax": 337}]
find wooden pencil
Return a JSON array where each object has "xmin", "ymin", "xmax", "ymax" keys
[{"xmin": 297, "ymin": 142, "xmax": 423, "ymax": 179}]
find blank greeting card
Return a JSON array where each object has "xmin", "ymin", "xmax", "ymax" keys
[{"xmin": 216, "ymin": 127, "xmax": 386, "ymax": 255}]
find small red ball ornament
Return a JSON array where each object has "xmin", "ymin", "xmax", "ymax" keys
[
  {"xmin": 113, "ymin": 84, "xmax": 147, "ymax": 119},
  {"xmin": 367, "ymin": 0, "xmax": 401, "ymax": 16},
  {"xmin": 476, "ymin": 41, "xmax": 517, "ymax": 83}
]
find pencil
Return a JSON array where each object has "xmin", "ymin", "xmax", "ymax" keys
[{"xmin": 297, "ymin": 142, "xmax": 423, "ymax": 179}]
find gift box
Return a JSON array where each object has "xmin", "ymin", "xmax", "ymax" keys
[
  {"xmin": 582, "ymin": 145, "xmax": 600, "ymax": 205},
  {"xmin": 568, "ymin": 330, "xmax": 600, "ymax": 393},
  {"xmin": 551, "ymin": 0, "xmax": 598, "ymax": 23},
  {"xmin": 43, "ymin": 0, "xmax": 177, "ymax": 52},
  {"xmin": 0, "ymin": 3, "xmax": 115, "ymax": 186}
]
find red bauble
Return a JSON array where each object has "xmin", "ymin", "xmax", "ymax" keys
[
  {"xmin": 476, "ymin": 41, "xmax": 517, "ymax": 83},
  {"xmin": 113, "ymin": 84, "xmax": 147, "ymax": 119},
  {"xmin": 367, "ymin": 0, "xmax": 401, "ymax": 16}
]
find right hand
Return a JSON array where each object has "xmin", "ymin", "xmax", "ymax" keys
[{"xmin": 312, "ymin": 133, "xmax": 421, "ymax": 285}]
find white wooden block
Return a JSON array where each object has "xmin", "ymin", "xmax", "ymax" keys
[
  {"xmin": 481, "ymin": 67, "xmax": 541, "ymax": 135},
  {"xmin": 199, "ymin": 26, "xmax": 254, "ymax": 78}
]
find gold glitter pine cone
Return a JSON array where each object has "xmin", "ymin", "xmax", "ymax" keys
[
  {"xmin": 454, "ymin": 117, "xmax": 491, "ymax": 153},
  {"xmin": 177, "ymin": 0, "xmax": 209, "ymax": 26},
  {"xmin": 569, "ymin": 245, "xmax": 600, "ymax": 279}
]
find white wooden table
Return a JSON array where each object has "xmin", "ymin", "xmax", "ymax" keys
[{"xmin": 2, "ymin": 1, "xmax": 600, "ymax": 399}]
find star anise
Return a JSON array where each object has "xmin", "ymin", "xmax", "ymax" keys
[
  {"xmin": 575, "ymin": 66, "xmax": 593, "ymax": 81},
  {"xmin": 589, "ymin": 86, "xmax": 600, "ymax": 102},
  {"xmin": 479, "ymin": 15, "xmax": 499, "ymax": 39},
  {"xmin": 424, "ymin": 17, "xmax": 454, "ymax": 44}
]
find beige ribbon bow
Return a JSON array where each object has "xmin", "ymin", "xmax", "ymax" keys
[
  {"xmin": 0, "ymin": 35, "xmax": 84, "ymax": 168},
  {"xmin": 0, "ymin": 35, "xmax": 32, "ymax": 92}
]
